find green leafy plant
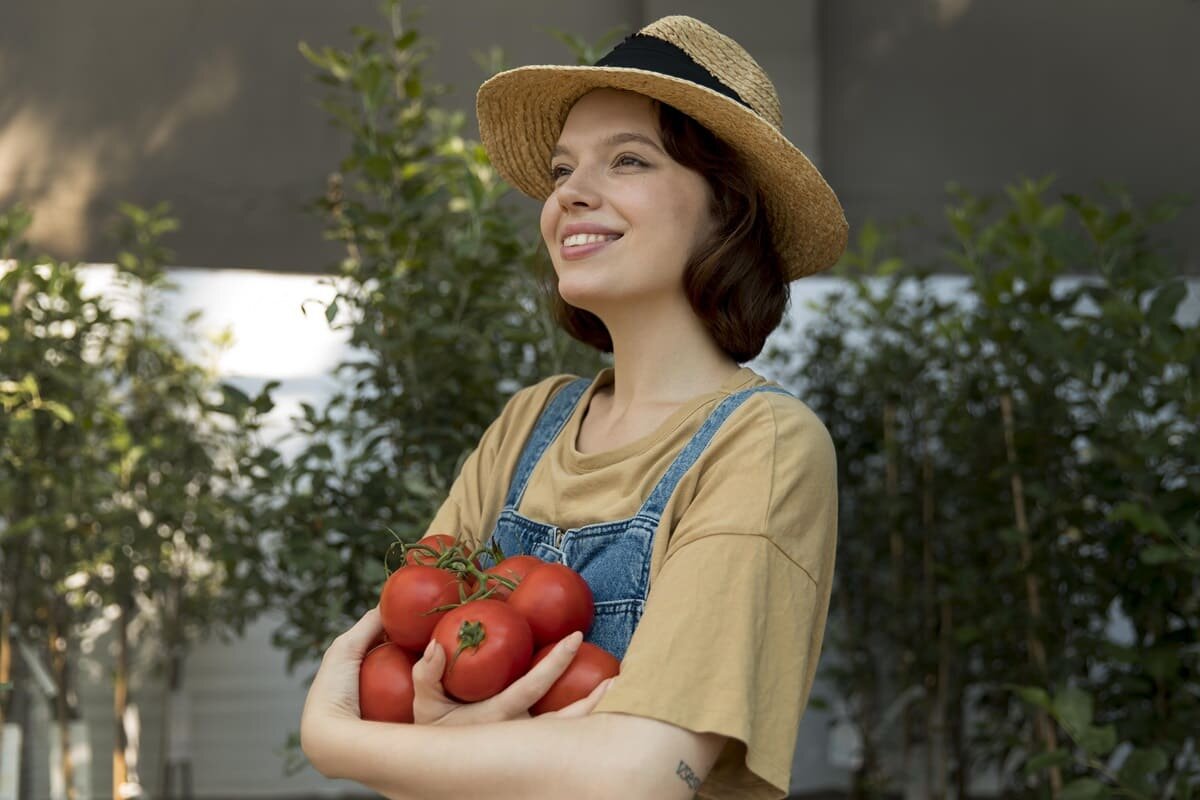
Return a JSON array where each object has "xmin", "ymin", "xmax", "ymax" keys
[
  {"xmin": 1015, "ymin": 685, "xmax": 1182, "ymax": 800},
  {"xmin": 0, "ymin": 201, "xmax": 281, "ymax": 796},
  {"xmin": 779, "ymin": 177, "xmax": 1198, "ymax": 799},
  {"xmin": 266, "ymin": 0, "xmax": 604, "ymax": 722}
]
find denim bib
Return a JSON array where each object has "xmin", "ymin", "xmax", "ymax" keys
[{"xmin": 479, "ymin": 377, "xmax": 793, "ymax": 660}]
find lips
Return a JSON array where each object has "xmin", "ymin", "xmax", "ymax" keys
[
  {"xmin": 558, "ymin": 223, "xmax": 623, "ymax": 260},
  {"xmin": 559, "ymin": 235, "xmax": 624, "ymax": 262}
]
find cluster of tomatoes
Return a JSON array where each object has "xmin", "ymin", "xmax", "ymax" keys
[{"xmin": 359, "ymin": 533, "xmax": 621, "ymax": 723}]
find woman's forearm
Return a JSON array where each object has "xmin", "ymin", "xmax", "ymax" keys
[{"xmin": 311, "ymin": 712, "xmax": 658, "ymax": 800}]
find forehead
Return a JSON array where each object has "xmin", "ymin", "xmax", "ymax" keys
[{"xmin": 555, "ymin": 89, "xmax": 660, "ymax": 144}]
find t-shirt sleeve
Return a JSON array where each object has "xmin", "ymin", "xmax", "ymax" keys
[{"xmin": 592, "ymin": 395, "xmax": 838, "ymax": 799}]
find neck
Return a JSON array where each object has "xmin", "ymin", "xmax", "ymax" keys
[{"xmin": 595, "ymin": 291, "xmax": 741, "ymax": 417}]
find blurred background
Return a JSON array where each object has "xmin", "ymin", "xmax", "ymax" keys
[{"xmin": 2, "ymin": 1, "xmax": 1197, "ymax": 798}]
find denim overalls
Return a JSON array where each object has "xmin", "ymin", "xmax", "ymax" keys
[{"xmin": 479, "ymin": 376, "xmax": 793, "ymax": 660}]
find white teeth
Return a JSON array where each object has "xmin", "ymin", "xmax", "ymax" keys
[{"xmin": 563, "ymin": 233, "xmax": 620, "ymax": 247}]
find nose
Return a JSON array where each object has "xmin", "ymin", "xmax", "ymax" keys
[{"xmin": 555, "ymin": 165, "xmax": 600, "ymax": 210}]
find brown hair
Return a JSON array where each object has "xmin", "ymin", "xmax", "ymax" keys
[{"xmin": 537, "ymin": 101, "xmax": 789, "ymax": 363}]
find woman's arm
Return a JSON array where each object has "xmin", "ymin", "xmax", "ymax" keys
[
  {"xmin": 301, "ymin": 607, "xmax": 726, "ymax": 800},
  {"xmin": 311, "ymin": 712, "xmax": 725, "ymax": 800}
]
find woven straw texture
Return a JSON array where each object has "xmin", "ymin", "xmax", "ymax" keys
[{"xmin": 476, "ymin": 16, "xmax": 848, "ymax": 280}]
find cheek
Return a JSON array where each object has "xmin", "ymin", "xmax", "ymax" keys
[{"xmin": 671, "ymin": 189, "xmax": 717, "ymax": 256}]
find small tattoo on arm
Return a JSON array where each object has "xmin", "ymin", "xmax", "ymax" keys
[{"xmin": 676, "ymin": 760, "xmax": 701, "ymax": 790}]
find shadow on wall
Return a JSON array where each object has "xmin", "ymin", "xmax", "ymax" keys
[
  {"xmin": 0, "ymin": 4, "xmax": 243, "ymax": 256},
  {"xmin": 0, "ymin": 0, "xmax": 375, "ymax": 269}
]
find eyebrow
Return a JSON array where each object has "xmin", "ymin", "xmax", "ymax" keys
[{"xmin": 551, "ymin": 132, "xmax": 666, "ymax": 159}]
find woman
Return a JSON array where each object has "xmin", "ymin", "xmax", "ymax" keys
[{"xmin": 301, "ymin": 15, "xmax": 847, "ymax": 800}]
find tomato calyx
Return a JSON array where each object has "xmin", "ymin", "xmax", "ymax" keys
[{"xmin": 450, "ymin": 618, "xmax": 487, "ymax": 672}]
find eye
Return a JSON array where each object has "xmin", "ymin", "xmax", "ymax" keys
[
  {"xmin": 550, "ymin": 164, "xmax": 572, "ymax": 182},
  {"xmin": 614, "ymin": 154, "xmax": 648, "ymax": 169}
]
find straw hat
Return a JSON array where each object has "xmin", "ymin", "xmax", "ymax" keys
[{"xmin": 476, "ymin": 15, "xmax": 848, "ymax": 281}]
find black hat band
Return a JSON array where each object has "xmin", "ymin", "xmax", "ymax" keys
[{"xmin": 594, "ymin": 34, "xmax": 751, "ymax": 111}]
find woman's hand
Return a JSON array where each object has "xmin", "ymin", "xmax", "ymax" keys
[
  {"xmin": 411, "ymin": 630, "xmax": 614, "ymax": 726},
  {"xmin": 300, "ymin": 606, "xmax": 383, "ymax": 777}
]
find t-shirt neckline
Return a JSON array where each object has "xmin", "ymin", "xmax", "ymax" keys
[{"xmin": 563, "ymin": 365, "xmax": 758, "ymax": 470}]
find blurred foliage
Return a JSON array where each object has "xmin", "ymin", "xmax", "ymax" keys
[
  {"xmin": 773, "ymin": 177, "xmax": 1198, "ymax": 799},
  {"xmin": 544, "ymin": 25, "xmax": 629, "ymax": 65},
  {"xmin": 0, "ymin": 201, "xmax": 280, "ymax": 777},
  {"xmin": 266, "ymin": 0, "xmax": 604, "ymax": 694}
]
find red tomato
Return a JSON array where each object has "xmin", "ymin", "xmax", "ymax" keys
[
  {"xmin": 379, "ymin": 565, "xmax": 463, "ymax": 651},
  {"xmin": 358, "ymin": 642, "xmax": 415, "ymax": 723},
  {"xmin": 478, "ymin": 555, "xmax": 544, "ymax": 601},
  {"xmin": 432, "ymin": 599, "xmax": 533, "ymax": 703},
  {"xmin": 529, "ymin": 641, "xmax": 621, "ymax": 716},
  {"xmin": 405, "ymin": 533, "xmax": 468, "ymax": 567},
  {"xmin": 507, "ymin": 563, "xmax": 594, "ymax": 648}
]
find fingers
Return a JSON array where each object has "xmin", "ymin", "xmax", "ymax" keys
[
  {"xmin": 329, "ymin": 607, "xmax": 382, "ymax": 660},
  {"xmin": 411, "ymin": 640, "xmax": 453, "ymax": 723},
  {"xmin": 488, "ymin": 631, "xmax": 583, "ymax": 716},
  {"xmin": 545, "ymin": 677, "xmax": 615, "ymax": 719},
  {"xmin": 411, "ymin": 640, "xmax": 447, "ymax": 693}
]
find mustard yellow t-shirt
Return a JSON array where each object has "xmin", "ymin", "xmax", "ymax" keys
[{"xmin": 423, "ymin": 365, "xmax": 838, "ymax": 799}]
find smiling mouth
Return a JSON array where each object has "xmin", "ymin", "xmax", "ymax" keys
[{"xmin": 560, "ymin": 233, "xmax": 622, "ymax": 261}]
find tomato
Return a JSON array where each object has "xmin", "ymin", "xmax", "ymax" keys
[
  {"xmin": 507, "ymin": 563, "xmax": 595, "ymax": 648},
  {"xmin": 476, "ymin": 554, "xmax": 544, "ymax": 601},
  {"xmin": 358, "ymin": 642, "xmax": 415, "ymax": 723},
  {"xmin": 529, "ymin": 641, "xmax": 621, "ymax": 716},
  {"xmin": 431, "ymin": 599, "xmax": 533, "ymax": 702},
  {"xmin": 379, "ymin": 565, "xmax": 463, "ymax": 651},
  {"xmin": 405, "ymin": 533, "xmax": 469, "ymax": 567}
]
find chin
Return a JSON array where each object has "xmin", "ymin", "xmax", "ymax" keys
[{"xmin": 555, "ymin": 276, "xmax": 616, "ymax": 311}]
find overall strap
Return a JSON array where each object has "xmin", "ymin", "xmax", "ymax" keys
[
  {"xmin": 637, "ymin": 385, "xmax": 793, "ymax": 521},
  {"xmin": 503, "ymin": 377, "xmax": 592, "ymax": 510}
]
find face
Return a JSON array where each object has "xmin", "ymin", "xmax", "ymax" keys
[{"xmin": 539, "ymin": 89, "xmax": 716, "ymax": 313}]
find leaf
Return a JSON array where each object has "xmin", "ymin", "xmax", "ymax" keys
[
  {"xmin": 41, "ymin": 401, "xmax": 76, "ymax": 424},
  {"xmin": 394, "ymin": 30, "xmax": 418, "ymax": 51},
  {"xmin": 1117, "ymin": 747, "xmax": 1167, "ymax": 798},
  {"xmin": 1024, "ymin": 749, "xmax": 1072, "ymax": 775},
  {"xmin": 1110, "ymin": 501, "xmax": 1170, "ymax": 536},
  {"xmin": 1052, "ymin": 686, "xmax": 1094, "ymax": 732},
  {"xmin": 1060, "ymin": 778, "xmax": 1109, "ymax": 800},
  {"xmin": 325, "ymin": 299, "xmax": 340, "ymax": 324},
  {"xmin": 1141, "ymin": 544, "xmax": 1182, "ymax": 565},
  {"xmin": 219, "ymin": 382, "xmax": 253, "ymax": 410},
  {"xmin": 876, "ymin": 257, "xmax": 905, "ymax": 276},
  {"xmin": 1039, "ymin": 204, "xmax": 1066, "ymax": 229},
  {"xmin": 1075, "ymin": 724, "xmax": 1117, "ymax": 757},
  {"xmin": 1010, "ymin": 684, "xmax": 1053, "ymax": 711},
  {"xmin": 1146, "ymin": 280, "xmax": 1186, "ymax": 325}
]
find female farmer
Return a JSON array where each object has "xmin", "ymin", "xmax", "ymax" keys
[{"xmin": 301, "ymin": 15, "xmax": 847, "ymax": 799}]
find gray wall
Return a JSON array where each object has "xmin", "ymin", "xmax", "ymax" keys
[
  {"xmin": 822, "ymin": 0, "xmax": 1200, "ymax": 268},
  {"xmin": 6, "ymin": 1, "xmax": 1191, "ymax": 273},
  {"xmin": 0, "ymin": 0, "xmax": 819, "ymax": 273}
]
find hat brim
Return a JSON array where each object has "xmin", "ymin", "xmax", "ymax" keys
[{"xmin": 476, "ymin": 64, "xmax": 848, "ymax": 281}]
